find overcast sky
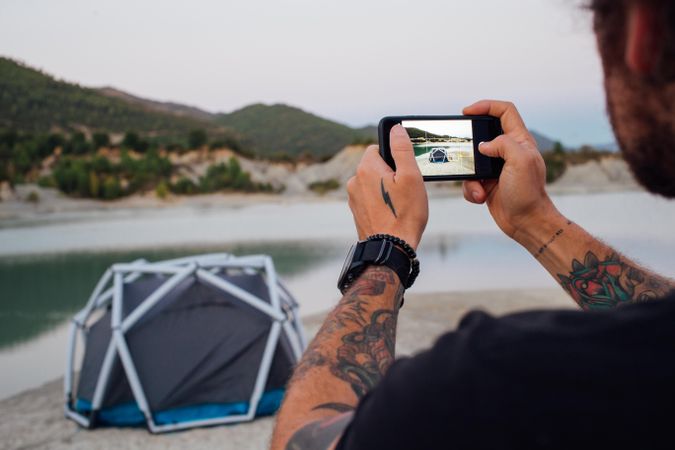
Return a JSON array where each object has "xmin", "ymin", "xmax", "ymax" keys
[{"xmin": 0, "ymin": 0, "xmax": 612, "ymax": 146}]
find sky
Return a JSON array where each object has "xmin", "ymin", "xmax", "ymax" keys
[{"xmin": 0, "ymin": 0, "xmax": 613, "ymax": 146}]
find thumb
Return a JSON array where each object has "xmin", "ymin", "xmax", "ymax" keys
[
  {"xmin": 390, "ymin": 124, "xmax": 418, "ymax": 175},
  {"xmin": 477, "ymin": 135, "xmax": 516, "ymax": 160}
]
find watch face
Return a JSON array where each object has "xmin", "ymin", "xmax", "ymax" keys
[{"xmin": 338, "ymin": 244, "xmax": 357, "ymax": 287}]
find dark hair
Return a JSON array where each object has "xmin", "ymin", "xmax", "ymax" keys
[{"xmin": 589, "ymin": 0, "xmax": 675, "ymax": 80}]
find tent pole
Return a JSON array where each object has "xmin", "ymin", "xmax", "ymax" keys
[
  {"xmin": 246, "ymin": 321, "xmax": 282, "ymax": 419},
  {"xmin": 121, "ymin": 264, "xmax": 195, "ymax": 332},
  {"xmin": 197, "ymin": 269, "xmax": 285, "ymax": 321},
  {"xmin": 91, "ymin": 339, "xmax": 117, "ymax": 411}
]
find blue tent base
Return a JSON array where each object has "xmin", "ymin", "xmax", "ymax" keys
[{"xmin": 75, "ymin": 389, "xmax": 284, "ymax": 427}]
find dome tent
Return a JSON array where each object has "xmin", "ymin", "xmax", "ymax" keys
[{"xmin": 64, "ymin": 253, "xmax": 306, "ymax": 433}]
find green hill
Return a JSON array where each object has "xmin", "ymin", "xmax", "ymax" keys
[
  {"xmin": 0, "ymin": 57, "xmax": 213, "ymax": 136},
  {"xmin": 216, "ymin": 103, "xmax": 367, "ymax": 159}
]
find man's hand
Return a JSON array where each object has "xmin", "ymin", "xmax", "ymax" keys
[
  {"xmin": 462, "ymin": 99, "xmax": 675, "ymax": 309},
  {"xmin": 346, "ymin": 125, "xmax": 428, "ymax": 250},
  {"xmin": 462, "ymin": 100, "xmax": 562, "ymax": 240}
]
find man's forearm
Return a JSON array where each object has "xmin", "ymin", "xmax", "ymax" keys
[
  {"xmin": 271, "ymin": 266, "xmax": 403, "ymax": 450},
  {"xmin": 515, "ymin": 210, "xmax": 675, "ymax": 309}
]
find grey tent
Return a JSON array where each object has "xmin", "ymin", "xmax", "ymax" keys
[{"xmin": 64, "ymin": 253, "xmax": 306, "ymax": 433}]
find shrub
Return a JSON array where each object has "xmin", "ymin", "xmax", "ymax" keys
[
  {"xmin": 92, "ymin": 132, "xmax": 111, "ymax": 149},
  {"xmin": 155, "ymin": 180, "xmax": 169, "ymax": 199},
  {"xmin": 102, "ymin": 176, "xmax": 121, "ymax": 200},
  {"xmin": 26, "ymin": 190, "xmax": 40, "ymax": 203},
  {"xmin": 188, "ymin": 129, "xmax": 208, "ymax": 149},
  {"xmin": 308, "ymin": 178, "xmax": 341, "ymax": 195},
  {"xmin": 170, "ymin": 177, "xmax": 199, "ymax": 195}
]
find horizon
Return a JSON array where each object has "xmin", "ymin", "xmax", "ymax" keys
[{"xmin": 0, "ymin": 0, "xmax": 614, "ymax": 147}]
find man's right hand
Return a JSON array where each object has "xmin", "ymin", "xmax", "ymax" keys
[{"xmin": 461, "ymin": 100, "xmax": 562, "ymax": 240}]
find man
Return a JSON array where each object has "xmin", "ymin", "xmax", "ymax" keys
[{"xmin": 272, "ymin": 0, "xmax": 675, "ymax": 448}]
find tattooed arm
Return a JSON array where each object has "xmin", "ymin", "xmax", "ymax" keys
[
  {"xmin": 271, "ymin": 267, "xmax": 403, "ymax": 450},
  {"xmin": 514, "ymin": 212, "xmax": 675, "ymax": 309},
  {"xmin": 462, "ymin": 100, "xmax": 675, "ymax": 310},
  {"xmin": 272, "ymin": 126, "xmax": 427, "ymax": 449}
]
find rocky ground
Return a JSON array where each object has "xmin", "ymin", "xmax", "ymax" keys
[{"xmin": 0, "ymin": 288, "xmax": 574, "ymax": 450}]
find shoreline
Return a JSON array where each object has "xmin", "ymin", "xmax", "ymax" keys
[{"xmin": 0, "ymin": 288, "xmax": 575, "ymax": 450}]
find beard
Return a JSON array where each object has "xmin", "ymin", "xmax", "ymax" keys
[{"xmin": 604, "ymin": 70, "xmax": 675, "ymax": 198}]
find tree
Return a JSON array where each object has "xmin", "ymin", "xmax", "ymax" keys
[
  {"xmin": 102, "ymin": 176, "xmax": 121, "ymax": 199},
  {"xmin": 553, "ymin": 141, "xmax": 565, "ymax": 155},
  {"xmin": 64, "ymin": 132, "xmax": 92, "ymax": 155},
  {"xmin": 92, "ymin": 132, "xmax": 111, "ymax": 149},
  {"xmin": 121, "ymin": 131, "xmax": 148, "ymax": 152},
  {"xmin": 188, "ymin": 129, "xmax": 207, "ymax": 149}
]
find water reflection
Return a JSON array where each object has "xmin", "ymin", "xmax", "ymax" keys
[{"xmin": 0, "ymin": 241, "xmax": 340, "ymax": 349}]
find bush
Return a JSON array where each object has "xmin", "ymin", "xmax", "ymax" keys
[
  {"xmin": 63, "ymin": 132, "xmax": 92, "ymax": 155},
  {"xmin": 170, "ymin": 177, "xmax": 198, "ymax": 195},
  {"xmin": 188, "ymin": 129, "xmax": 208, "ymax": 149},
  {"xmin": 308, "ymin": 178, "xmax": 341, "ymax": 195},
  {"xmin": 102, "ymin": 176, "xmax": 121, "ymax": 200},
  {"xmin": 121, "ymin": 131, "xmax": 149, "ymax": 152},
  {"xmin": 92, "ymin": 132, "xmax": 111, "ymax": 149},
  {"xmin": 542, "ymin": 151, "xmax": 567, "ymax": 183},
  {"xmin": 155, "ymin": 180, "xmax": 169, "ymax": 199},
  {"xmin": 26, "ymin": 190, "xmax": 40, "ymax": 203}
]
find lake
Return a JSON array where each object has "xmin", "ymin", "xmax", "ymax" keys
[{"xmin": 1, "ymin": 191, "xmax": 674, "ymax": 399}]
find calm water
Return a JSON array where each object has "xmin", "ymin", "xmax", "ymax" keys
[{"xmin": 1, "ymin": 192, "xmax": 674, "ymax": 399}]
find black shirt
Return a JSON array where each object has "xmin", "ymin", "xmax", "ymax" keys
[{"xmin": 336, "ymin": 295, "xmax": 675, "ymax": 449}]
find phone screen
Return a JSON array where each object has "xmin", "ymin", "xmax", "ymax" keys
[{"xmin": 401, "ymin": 119, "xmax": 476, "ymax": 177}]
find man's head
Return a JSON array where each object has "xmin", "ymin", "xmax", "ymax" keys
[{"xmin": 590, "ymin": 0, "xmax": 675, "ymax": 197}]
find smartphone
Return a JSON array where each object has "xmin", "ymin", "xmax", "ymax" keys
[{"xmin": 378, "ymin": 115, "xmax": 504, "ymax": 181}]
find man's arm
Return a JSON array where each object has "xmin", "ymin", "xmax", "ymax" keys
[
  {"xmin": 513, "ymin": 211, "xmax": 674, "ymax": 309},
  {"xmin": 271, "ymin": 125, "xmax": 428, "ymax": 449},
  {"xmin": 462, "ymin": 100, "xmax": 675, "ymax": 310},
  {"xmin": 271, "ymin": 266, "xmax": 403, "ymax": 449}
]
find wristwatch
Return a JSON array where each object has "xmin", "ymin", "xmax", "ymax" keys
[{"xmin": 337, "ymin": 239, "xmax": 412, "ymax": 294}]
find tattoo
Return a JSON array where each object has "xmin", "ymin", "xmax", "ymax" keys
[
  {"xmin": 331, "ymin": 308, "xmax": 398, "ymax": 398},
  {"xmin": 286, "ymin": 413, "xmax": 353, "ymax": 450},
  {"xmin": 558, "ymin": 251, "xmax": 672, "ymax": 310},
  {"xmin": 380, "ymin": 178, "xmax": 397, "ymax": 218},
  {"xmin": 535, "ymin": 220, "xmax": 572, "ymax": 258},
  {"xmin": 313, "ymin": 403, "xmax": 355, "ymax": 413},
  {"xmin": 290, "ymin": 267, "xmax": 396, "ymax": 382}
]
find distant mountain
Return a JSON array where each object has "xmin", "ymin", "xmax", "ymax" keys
[
  {"xmin": 97, "ymin": 87, "xmax": 215, "ymax": 122},
  {"xmin": 216, "ymin": 103, "xmax": 367, "ymax": 159},
  {"xmin": 0, "ymin": 56, "xmax": 566, "ymax": 159},
  {"xmin": 530, "ymin": 130, "xmax": 557, "ymax": 152},
  {"xmin": 0, "ymin": 57, "xmax": 213, "ymax": 136}
]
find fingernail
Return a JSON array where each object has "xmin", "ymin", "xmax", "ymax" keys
[
  {"xmin": 472, "ymin": 191, "xmax": 481, "ymax": 202},
  {"xmin": 478, "ymin": 141, "xmax": 486, "ymax": 149},
  {"xmin": 392, "ymin": 124, "xmax": 405, "ymax": 135}
]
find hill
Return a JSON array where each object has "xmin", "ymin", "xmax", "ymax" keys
[
  {"xmin": 0, "ymin": 57, "xmax": 214, "ymax": 137},
  {"xmin": 216, "ymin": 104, "xmax": 367, "ymax": 159},
  {"xmin": 0, "ymin": 56, "xmax": 565, "ymax": 160}
]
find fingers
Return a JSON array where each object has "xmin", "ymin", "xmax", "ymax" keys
[
  {"xmin": 463, "ymin": 179, "xmax": 498, "ymax": 204},
  {"xmin": 389, "ymin": 124, "xmax": 419, "ymax": 176},
  {"xmin": 463, "ymin": 180, "xmax": 486, "ymax": 204},
  {"xmin": 462, "ymin": 100, "xmax": 528, "ymax": 135}
]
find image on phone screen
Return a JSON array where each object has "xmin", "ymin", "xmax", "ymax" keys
[{"xmin": 401, "ymin": 119, "xmax": 475, "ymax": 176}]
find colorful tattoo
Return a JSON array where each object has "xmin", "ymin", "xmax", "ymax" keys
[
  {"xmin": 558, "ymin": 251, "xmax": 670, "ymax": 310},
  {"xmin": 285, "ymin": 413, "xmax": 353, "ymax": 450}
]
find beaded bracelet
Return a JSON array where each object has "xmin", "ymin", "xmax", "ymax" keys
[{"xmin": 366, "ymin": 234, "xmax": 420, "ymax": 289}]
